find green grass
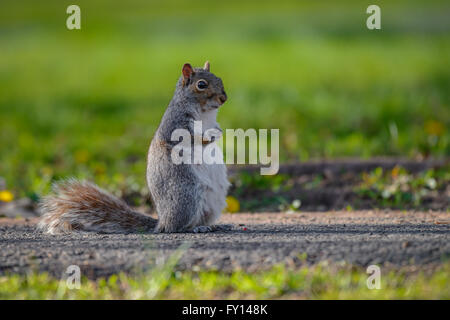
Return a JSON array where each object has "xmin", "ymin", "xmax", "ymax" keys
[
  {"xmin": 357, "ymin": 165, "xmax": 450, "ymax": 208},
  {"xmin": 0, "ymin": 0, "xmax": 449, "ymax": 196},
  {"xmin": 226, "ymin": 165, "xmax": 449, "ymax": 212},
  {"xmin": 1, "ymin": 262, "xmax": 448, "ymax": 299}
]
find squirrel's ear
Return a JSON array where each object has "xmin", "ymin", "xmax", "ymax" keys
[
  {"xmin": 203, "ymin": 61, "xmax": 210, "ymax": 72},
  {"xmin": 182, "ymin": 63, "xmax": 194, "ymax": 80}
]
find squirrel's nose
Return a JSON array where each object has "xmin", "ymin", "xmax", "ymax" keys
[{"xmin": 218, "ymin": 92, "xmax": 227, "ymax": 104}]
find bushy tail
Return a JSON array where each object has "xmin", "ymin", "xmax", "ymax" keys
[{"xmin": 38, "ymin": 179, "xmax": 157, "ymax": 234}]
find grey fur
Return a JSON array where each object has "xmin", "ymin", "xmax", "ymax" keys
[
  {"xmin": 147, "ymin": 64, "xmax": 228, "ymax": 232},
  {"xmin": 38, "ymin": 62, "xmax": 229, "ymax": 234}
]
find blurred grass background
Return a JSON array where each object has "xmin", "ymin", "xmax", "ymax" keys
[{"xmin": 0, "ymin": 0, "xmax": 449, "ymax": 196}]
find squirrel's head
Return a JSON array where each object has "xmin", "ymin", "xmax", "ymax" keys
[{"xmin": 178, "ymin": 61, "xmax": 227, "ymax": 112}]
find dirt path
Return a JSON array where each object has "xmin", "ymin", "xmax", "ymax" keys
[{"xmin": 0, "ymin": 211, "xmax": 449, "ymax": 279}]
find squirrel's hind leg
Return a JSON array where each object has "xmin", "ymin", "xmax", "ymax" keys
[
  {"xmin": 191, "ymin": 224, "xmax": 234, "ymax": 233},
  {"xmin": 192, "ymin": 225, "xmax": 213, "ymax": 233},
  {"xmin": 210, "ymin": 224, "xmax": 234, "ymax": 231}
]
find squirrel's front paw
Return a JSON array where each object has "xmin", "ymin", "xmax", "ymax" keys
[{"xmin": 202, "ymin": 127, "xmax": 222, "ymax": 144}]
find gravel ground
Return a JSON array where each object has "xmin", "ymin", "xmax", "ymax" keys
[{"xmin": 0, "ymin": 211, "xmax": 449, "ymax": 279}]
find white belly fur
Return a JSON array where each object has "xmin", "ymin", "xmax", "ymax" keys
[
  {"xmin": 192, "ymin": 150, "xmax": 229, "ymax": 225},
  {"xmin": 192, "ymin": 109, "xmax": 230, "ymax": 225}
]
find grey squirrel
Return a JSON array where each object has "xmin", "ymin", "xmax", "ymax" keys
[{"xmin": 38, "ymin": 61, "xmax": 231, "ymax": 234}]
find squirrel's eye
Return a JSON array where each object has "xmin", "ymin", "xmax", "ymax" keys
[{"xmin": 196, "ymin": 80, "xmax": 208, "ymax": 90}]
